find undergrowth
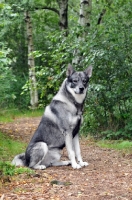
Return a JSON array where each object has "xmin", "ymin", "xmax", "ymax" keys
[
  {"xmin": 0, "ymin": 162, "xmax": 34, "ymax": 176},
  {"xmin": 97, "ymin": 140, "xmax": 132, "ymax": 154},
  {"xmin": 0, "ymin": 132, "xmax": 33, "ymax": 177},
  {"xmin": 0, "ymin": 132, "xmax": 26, "ymax": 161}
]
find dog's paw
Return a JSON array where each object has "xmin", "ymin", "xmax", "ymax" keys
[
  {"xmin": 33, "ymin": 165, "xmax": 46, "ymax": 170},
  {"xmin": 40, "ymin": 165, "xmax": 46, "ymax": 170},
  {"xmin": 72, "ymin": 163, "xmax": 82, "ymax": 169},
  {"xmin": 79, "ymin": 161, "xmax": 89, "ymax": 167}
]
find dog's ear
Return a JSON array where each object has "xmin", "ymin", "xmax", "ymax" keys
[
  {"xmin": 66, "ymin": 64, "xmax": 75, "ymax": 77},
  {"xmin": 84, "ymin": 66, "xmax": 92, "ymax": 78}
]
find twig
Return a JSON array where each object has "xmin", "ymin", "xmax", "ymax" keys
[{"xmin": 0, "ymin": 194, "xmax": 5, "ymax": 200}]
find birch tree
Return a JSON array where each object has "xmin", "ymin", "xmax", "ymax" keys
[
  {"xmin": 24, "ymin": 1, "xmax": 68, "ymax": 107},
  {"xmin": 25, "ymin": 11, "xmax": 38, "ymax": 109},
  {"xmin": 57, "ymin": 0, "xmax": 68, "ymax": 35},
  {"xmin": 72, "ymin": 0, "xmax": 92, "ymax": 66},
  {"xmin": 79, "ymin": 0, "xmax": 92, "ymax": 27}
]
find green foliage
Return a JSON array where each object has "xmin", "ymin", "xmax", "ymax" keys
[
  {"xmin": 0, "ymin": 44, "xmax": 29, "ymax": 109},
  {"xmin": 0, "ymin": 2, "xmax": 29, "ymax": 109},
  {"xmin": 0, "ymin": 162, "xmax": 16, "ymax": 176},
  {"xmin": 0, "ymin": 161, "xmax": 33, "ymax": 176},
  {"xmin": 0, "ymin": 45, "xmax": 17, "ymax": 108}
]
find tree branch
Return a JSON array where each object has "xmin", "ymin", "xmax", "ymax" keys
[
  {"xmin": 34, "ymin": 7, "xmax": 59, "ymax": 15},
  {"xmin": 97, "ymin": 0, "xmax": 113, "ymax": 25},
  {"xmin": 97, "ymin": 9, "xmax": 106, "ymax": 25}
]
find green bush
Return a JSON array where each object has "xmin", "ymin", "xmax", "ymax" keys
[
  {"xmin": 80, "ymin": 4, "xmax": 132, "ymax": 139},
  {"xmin": 0, "ymin": 46, "xmax": 16, "ymax": 108}
]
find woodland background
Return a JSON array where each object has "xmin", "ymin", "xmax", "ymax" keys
[{"xmin": 0, "ymin": 0, "xmax": 132, "ymax": 139}]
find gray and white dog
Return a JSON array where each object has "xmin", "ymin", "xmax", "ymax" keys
[{"xmin": 12, "ymin": 64, "xmax": 92, "ymax": 170}]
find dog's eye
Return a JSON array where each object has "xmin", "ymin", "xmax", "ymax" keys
[
  {"xmin": 82, "ymin": 79, "xmax": 86, "ymax": 84},
  {"xmin": 73, "ymin": 79, "xmax": 78, "ymax": 84}
]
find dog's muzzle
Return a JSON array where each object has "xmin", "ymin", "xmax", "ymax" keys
[{"xmin": 75, "ymin": 87, "xmax": 85, "ymax": 94}]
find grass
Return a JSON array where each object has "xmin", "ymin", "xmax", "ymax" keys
[
  {"xmin": 0, "ymin": 108, "xmax": 42, "ymax": 176},
  {"xmin": 0, "ymin": 132, "xmax": 34, "ymax": 176},
  {"xmin": 0, "ymin": 132, "xmax": 27, "ymax": 162},
  {"xmin": 0, "ymin": 108, "xmax": 43, "ymax": 123},
  {"xmin": 97, "ymin": 140, "xmax": 132, "ymax": 154}
]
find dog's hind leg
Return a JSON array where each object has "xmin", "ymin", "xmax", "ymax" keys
[
  {"xmin": 43, "ymin": 148, "xmax": 71, "ymax": 167},
  {"xmin": 51, "ymin": 160, "xmax": 71, "ymax": 167},
  {"xmin": 28, "ymin": 142, "xmax": 48, "ymax": 170}
]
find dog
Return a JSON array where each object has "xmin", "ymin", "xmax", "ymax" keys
[{"xmin": 12, "ymin": 64, "xmax": 92, "ymax": 169}]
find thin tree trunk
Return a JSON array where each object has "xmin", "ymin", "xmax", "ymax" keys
[
  {"xmin": 79, "ymin": 0, "xmax": 91, "ymax": 27},
  {"xmin": 57, "ymin": 0, "xmax": 68, "ymax": 36},
  {"xmin": 72, "ymin": 0, "xmax": 92, "ymax": 66},
  {"xmin": 25, "ymin": 11, "xmax": 38, "ymax": 109}
]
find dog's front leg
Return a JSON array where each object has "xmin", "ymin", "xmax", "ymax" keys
[
  {"xmin": 65, "ymin": 133, "xmax": 81, "ymax": 169},
  {"xmin": 73, "ymin": 134, "xmax": 88, "ymax": 167}
]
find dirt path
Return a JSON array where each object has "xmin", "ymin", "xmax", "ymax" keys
[{"xmin": 0, "ymin": 117, "xmax": 132, "ymax": 200}]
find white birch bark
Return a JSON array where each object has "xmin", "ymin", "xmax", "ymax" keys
[
  {"xmin": 72, "ymin": 0, "xmax": 92, "ymax": 66},
  {"xmin": 25, "ymin": 11, "xmax": 38, "ymax": 108},
  {"xmin": 79, "ymin": 0, "xmax": 92, "ymax": 27}
]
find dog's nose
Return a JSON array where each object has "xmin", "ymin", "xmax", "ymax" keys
[{"xmin": 79, "ymin": 87, "xmax": 84, "ymax": 93}]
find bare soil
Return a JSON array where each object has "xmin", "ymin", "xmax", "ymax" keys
[{"xmin": 0, "ymin": 117, "xmax": 132, "ymax": 200}]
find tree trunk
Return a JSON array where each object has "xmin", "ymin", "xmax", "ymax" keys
[
  {"xmin": 57, "ymin": 0, "xmax": 68, "ymax": 35},
  {"xmin": 25, "ymin": 11, "xmax": 38, "ymax": 109},
  {"xmin": 79, "ymin": 0, "xmax": 92, "ymax": 27},
  {"xmin": 72, "ymin": 0, "xmax": 92, "ymax": 66}
]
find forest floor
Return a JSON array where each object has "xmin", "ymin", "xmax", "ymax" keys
[{"xmin": 0, "ymin": 117, "xmax": 132, "ymax": 200}]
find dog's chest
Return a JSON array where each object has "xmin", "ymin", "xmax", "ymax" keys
[{"xmin": 53, "ymin": 93, "xmax": 77, "ymax": 114}]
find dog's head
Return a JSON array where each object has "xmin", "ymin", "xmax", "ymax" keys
[{"xmin": 66, "ymin": 64, "xmax": 92, "ymax": 96}]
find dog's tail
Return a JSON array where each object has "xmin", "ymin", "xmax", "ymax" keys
[{"xmin": 12, "ymin": 153, "xmax": 26, "ymax": 167}]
